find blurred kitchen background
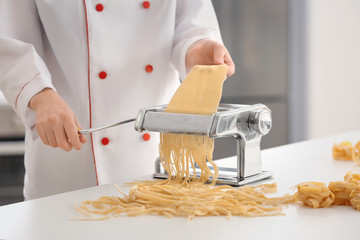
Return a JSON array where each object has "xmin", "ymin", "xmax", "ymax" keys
[{"xmin": 1, "ymin": 0, "xmax": 360, "ymax": 205}]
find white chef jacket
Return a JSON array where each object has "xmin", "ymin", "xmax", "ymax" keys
[{"xmin": 0, "ymin": 0, "xmax": 222, "ymax": 200}]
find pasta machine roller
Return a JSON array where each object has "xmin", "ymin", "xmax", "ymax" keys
[{"xmin": 134, "ymin": 103, "xmax": 273, "ymax": 186}]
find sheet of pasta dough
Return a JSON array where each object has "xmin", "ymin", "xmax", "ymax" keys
[{"xmin": 165, "ymin": 65, "xmax": 228, "ymax": 114}]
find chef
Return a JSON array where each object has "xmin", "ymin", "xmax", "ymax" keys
[{"xmin": 0, "ymin": 0, "xmax": 235, "ymax": 200}]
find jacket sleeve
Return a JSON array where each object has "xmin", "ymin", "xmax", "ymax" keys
[
  {"xmin": 171, "ymin": 0, "xmax": 223, "ymax": 81},
  {"xmin": 0, "ymin": 0, "xmax": 55, "ymax": 129}
]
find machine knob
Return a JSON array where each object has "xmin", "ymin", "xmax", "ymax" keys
[{"xmin": 249, "ymin": 109, "xmax": 272, "ymax": 135}]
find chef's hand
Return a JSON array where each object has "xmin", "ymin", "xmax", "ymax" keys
[
  {"xmin": 185, "ymin": 39, "xmax": 235, "ymax": 77},
  {"xmin": 29, "ymin": 88, "xmax": 87, "ymax": 152}
]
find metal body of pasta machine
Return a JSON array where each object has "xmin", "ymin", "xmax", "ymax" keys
[{"xmin": 134, "ymin": 103, "xmax": 273, "ymax": 186}]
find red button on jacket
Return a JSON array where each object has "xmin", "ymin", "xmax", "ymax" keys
[
  {"xmin": 143, "ymin": 133, "xmax": 151, "ymax": 141},
  {"xmin": 145, "ymin": 65, "xmax": 153, "ymax": 73},
  {"xmin": 99, "ymin": 71, "xmax": 107, "ymax": 79},
  {"xmin": 143, "ymin": 1, "xmax": 150, "ymax": 9},
  {"xmin": 96, "ymin": 4, "xmax": 104, "ymax": 12},
  {"xmin": 101, "ymin": 137, "xmax": 110, "ymax": 145}
]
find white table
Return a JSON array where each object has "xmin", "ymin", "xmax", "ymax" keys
[{"xmin": 1, "ymin": 131, "xmax": 359, "ymax": 240}]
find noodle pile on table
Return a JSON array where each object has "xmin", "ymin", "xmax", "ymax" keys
[
  {"xmin": 332, "ymin": 141, "xmax": 360, "ymax": 164},
  {"xmin": 295, "ymin": 182, "xmax": 335, "ymax": 208},
  {"xmin": 295, "ymin": 172, "xmax": 360, "ymax": 211},
  {"xmin": 295, "ymin": 139, "xmax": 360, "ymax": 210},
  {"xmin": 75, "ymin": 182, "xmax": 296, "ymax": 220}
]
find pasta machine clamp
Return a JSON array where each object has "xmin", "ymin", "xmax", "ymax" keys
[{"xmin": 134, "ymin": 104, "xmax": 273, "ymax": 186}]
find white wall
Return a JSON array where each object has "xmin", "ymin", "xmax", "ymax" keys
[{"xmin": 292, "ymin": 0, "xmax": 360, "ymax": 141}]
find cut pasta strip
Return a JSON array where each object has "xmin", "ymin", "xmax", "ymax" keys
[
  {"xmin": 328, "ymin": 181, "xmax": 359, "ymax": 205},
  {"xmin": 295, "ymin": 182, "xmax": 335, "ymax": 208},
  {"xmin": 344, "ymin": 171, "xmax": 360, "ymax": 184},
  {"xmin": 350, "ymin": 189, "xmax": 360, "ymax": 211},
  {"xmin": 332, "ymin": 141, "xmax": 360, "ymax": 164}
]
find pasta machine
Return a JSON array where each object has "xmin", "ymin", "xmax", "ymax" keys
[{"xmin": 134, "ymin": 103, "xmax": 273, "ymax": 186}]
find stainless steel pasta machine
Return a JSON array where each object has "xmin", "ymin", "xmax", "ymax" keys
[{"xmin": 134, "ymin": 103, "xmax": 273, "ymax": 186}]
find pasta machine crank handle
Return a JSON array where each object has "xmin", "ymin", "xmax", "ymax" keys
[{"xmin": 79, "ymin": 118, "xmax": 136, "ymax": 134}]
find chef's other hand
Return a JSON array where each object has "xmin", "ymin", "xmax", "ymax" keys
[
  {"xmin": 185, "ymin": 39, "xmax": 235, "ymax": 77},
  {"xmin": 29, "ymin": 88, "xmax": 87, "ymax": 151}
]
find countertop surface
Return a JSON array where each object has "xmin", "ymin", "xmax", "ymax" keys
[{"xmin": 0, "ymin": 131, "xmax": 359, "ymax": 240}]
